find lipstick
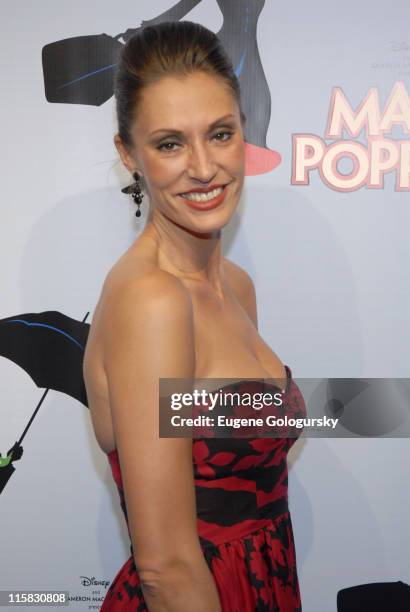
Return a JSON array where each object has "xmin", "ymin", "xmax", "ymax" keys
[{"xmin": 178, "ymin": 184, "xmax": 227, "ymax": 211}]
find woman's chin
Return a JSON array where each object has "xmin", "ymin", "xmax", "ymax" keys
[
  {"xmin": 187, "ymin": 207, "xmax": 236, "ymax": 234},
  {"xmin": 154, "ymin": 190, "xmax": 239, "ymax": 234}
]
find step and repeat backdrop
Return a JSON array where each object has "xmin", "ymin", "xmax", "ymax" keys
[{"xmin": 1, "ymin": 1, "xmax": 409, "ymax": 610}]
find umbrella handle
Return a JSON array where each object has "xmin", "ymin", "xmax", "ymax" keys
[{"xmin": 16, "ymin": 311, "xmax": 90, "ymax": 447}]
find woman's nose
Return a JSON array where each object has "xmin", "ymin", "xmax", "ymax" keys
[{"xmin": 187, "ymin": 142, "xmax": 217, "ymax": 182}]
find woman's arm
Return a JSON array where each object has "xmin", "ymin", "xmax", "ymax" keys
[{"xmin": 102, "ymin": 270, "xmax": 222, "ymax": 612}]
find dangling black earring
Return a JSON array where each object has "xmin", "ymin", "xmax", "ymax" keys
[{"xmin": 121, "ymin": 171, "xmax": 144, "ymax": 217}]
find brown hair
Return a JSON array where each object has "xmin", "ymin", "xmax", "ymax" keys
[{"xmin": 114, "ymin": 20, "xmax": 246, "ymax": 150}]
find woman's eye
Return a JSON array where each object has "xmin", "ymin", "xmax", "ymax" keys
[
  {"xmin": 156, "ymin": 131, "xmax": 233, "ymax": 152},
  {"xmin": 157, "ymin": 142, "xmax": 179, "ymax": 152},
  {"xmin": 213, "ymin": 130, "xmax": 233, "ymax": 141}
]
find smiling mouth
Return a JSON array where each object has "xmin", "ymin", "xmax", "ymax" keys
[{"xmin": 178, "ymin": 185, "xmax": 226, "ymax": 202}]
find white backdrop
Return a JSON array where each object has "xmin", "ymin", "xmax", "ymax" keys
[{"xmin": 1, "ymin": 1, "xmax": 409, "ymax": 611}]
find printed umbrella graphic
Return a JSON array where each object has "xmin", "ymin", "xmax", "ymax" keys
[{"xmin": 0, "ymin": 311, "xmax": 90, "ymax": 494}]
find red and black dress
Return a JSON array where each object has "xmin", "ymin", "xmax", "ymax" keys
[{"xmin": 101, "ymin": 364, "xmax": 306, "ymax": 611}]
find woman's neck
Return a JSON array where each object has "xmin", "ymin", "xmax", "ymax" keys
[{"xmin": 142, "ymin": 211, "xmax": 226, "ymax": 296}]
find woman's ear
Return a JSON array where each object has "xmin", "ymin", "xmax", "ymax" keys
[{"xmin": 113, "ymin": 133, "xmax": 141, "ymax": 175}]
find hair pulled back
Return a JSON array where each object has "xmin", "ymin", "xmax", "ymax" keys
[{"xmin": 114, "ymin": 20, "xmax": 246, "ymax": 150}]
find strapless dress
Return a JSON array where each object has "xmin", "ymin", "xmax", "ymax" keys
[{"xmin": 101, "ymin": 364, "xmax": 306, "ymax": 611}]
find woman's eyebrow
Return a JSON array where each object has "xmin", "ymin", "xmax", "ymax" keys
[{"xmin": 148, "ymin": 114, "xmax": 236, "ymax": 137}]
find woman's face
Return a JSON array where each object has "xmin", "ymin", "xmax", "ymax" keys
[{"xmin": 117, "ymin": 71, "xmax": 245, "ymax": 234}]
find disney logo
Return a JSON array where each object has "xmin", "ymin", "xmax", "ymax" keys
[
  {"xmin": 389, "ymin": 40, "xmax": 410, "ymax": 52},
  {"xmin": 80, "ymin": 576, "xmax": 110, "ymax": 588}
]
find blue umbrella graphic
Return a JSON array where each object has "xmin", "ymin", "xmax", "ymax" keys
[{"xmin": 0, "ymin": 310, "xmax": 90, "ymax": 494}]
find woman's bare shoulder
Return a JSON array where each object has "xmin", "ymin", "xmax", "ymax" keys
[
  {"xmin": 101, "ymin": 250, "xmax": 191, "ymax": 313},
  {"xmin": 222, "ymin": 257, "xmax": 255, "ymax": 289},
  {"xmin": 90, "ymin": 250, "xmax": 195, "ymax": 369},
  {"xmin": 222, "ymin": 257, "xmax": 257, "ymax": 326}
]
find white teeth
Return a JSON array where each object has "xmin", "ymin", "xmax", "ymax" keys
[{"xmin": 180, "ymin": 186, "xmax": 224, "ymax": 202}]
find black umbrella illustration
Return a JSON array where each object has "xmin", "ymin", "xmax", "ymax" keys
[
  {"xmin": 41, "ymin": 0, "xmax": 281, "ymax": 175},
  {"xmin": 0, "ymin": 310, "xmax": 90, "ymax": 494}
]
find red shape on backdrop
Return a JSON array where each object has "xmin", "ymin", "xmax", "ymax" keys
[{"xmin": 244, "ymin": 142, "xmax": 282, "ymax": 176}]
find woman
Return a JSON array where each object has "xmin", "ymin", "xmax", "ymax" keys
[{"xmin": 83, "ymin": 21, "xmax": 305, "ymax": 612}]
